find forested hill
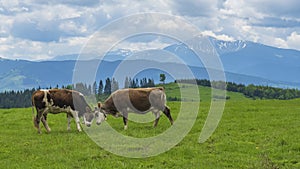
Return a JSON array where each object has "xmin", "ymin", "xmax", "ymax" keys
[{"xmin": 1, "ymin": 79, "xmax": 300, "ymax": 109}]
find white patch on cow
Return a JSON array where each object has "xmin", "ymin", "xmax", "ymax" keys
[
  {"xmin": 153, "ymin": 110, "xmax": 160, "ymax": 118},
  {"xmin": 42, "ymin": 90, "xmax": 48, "ymax": 105},
  {"xmin": 82, "ymin": 115, "xmax": 86, "ymax": 125},
  {"xmin": 113, "ymin": 113, "xmax": 122, "ymax": 117},
  {"xmin": 92, "ymin": 110, "xmax": 106, "ymax": 126},
  {"xmin": 95, "ymin": 111, "xmax": 106, "ymax": 125},
  {"xmin": 41, "ymin": 90, "xmax": 56, "ymax": 108},
  {"xmin": 67, "ymin": 115, "xmax": 72, "ymax": 131},
  {"xmin": 48, "ymin": 105, "xmax": 73, "ymax": 114},
  {"xmin": 40, "ymin": 89, "xmax": 48, "ymax": 92}
]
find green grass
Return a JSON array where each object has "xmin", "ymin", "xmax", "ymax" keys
[{"xmin": 1, "ymin": 84, "xmax": 300, "ymax": 168}]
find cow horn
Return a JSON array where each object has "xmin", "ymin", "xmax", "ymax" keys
[{"xmin": 97, "ymin": 102, "xmax": 102, "ymax": 108}]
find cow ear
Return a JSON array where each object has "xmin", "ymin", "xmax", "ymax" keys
[{"xmin": 97, "ymin": 102, "xmax": 102, "ymax": 108}]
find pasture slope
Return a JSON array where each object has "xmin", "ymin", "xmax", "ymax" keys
[{"xmin": 0, "ymin": 83, "xmax": 300, "ymax": 169}]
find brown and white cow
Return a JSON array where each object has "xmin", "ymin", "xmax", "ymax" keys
[
  {"xmin": 31, "ymin": 89, "xmax": 106, "ymax": 134},
  {"xmin": 97, "ymin": 87, "xmax": 174, "ymax": 130}
]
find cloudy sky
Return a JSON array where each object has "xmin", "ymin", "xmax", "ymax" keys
[{"xmin": 0, "ymin": 0, "xmax": 300, "ymax": 60}]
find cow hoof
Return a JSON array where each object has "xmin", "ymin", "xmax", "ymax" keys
[{"xmin": 124, "ymin": 125, "xmax": 128, "ymax": 130}]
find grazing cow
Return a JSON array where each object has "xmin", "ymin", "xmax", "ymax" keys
[
  {"xmin": 97, "ymin": 87, "xmax": 174, "ymax": 130},
  {"xmin": 31, "ymin": 89, "xmax": 106, "ymax": 134}
]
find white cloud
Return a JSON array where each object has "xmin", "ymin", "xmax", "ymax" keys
[
  {"xmin": 274, "ymin": 38, "xmax": 288, "ymax": 49},
  {"xmin": 0, "ymin": 36, "xmax": 52, "ymax": 60},
  {"xmin": 213, "ymin": 0, "xmax": 300, "ymax": 50},
  {"xmin": 170, "ymin": 0, "xmax": 219, "ymax": 17},
  {"xmin": 1, "ymin": 0, "xmax": 300, "ymax": 60},
  {"xmin": 59, "ymin": 20, "xmax": 88, "ymax": 35},
  {"xmin": 222, "ymin": 0, "xmax": 265, "ymax": 19},
  {"xmin": 248, "ymin": 0, "xmax": 300, "ymax": 18},
  {"xmin": 201, "ymin": 31, "xmax": 234, "ymax": 41},
  {"xmin": 115, "ymin": 37, "xmax": 173, "ymax": 52},
  {"xmin": 286, "ymin": 32, "xmax": 300, "ymax": 50}
]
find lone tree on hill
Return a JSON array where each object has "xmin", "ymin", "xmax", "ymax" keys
[{"xmin": 160, "ymin": 73, "xmax": 166, "ymax": 84}]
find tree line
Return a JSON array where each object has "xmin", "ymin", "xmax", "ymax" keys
[
  {"xmin": 0, "ymin": 88, "xmax": 35, "ymax": 108},
  {"xmin": 71, "ymin": 77, "xmax": 155, "ymax": 98},
  {"xmin": 1, "ymin": 78, "xmax": 300, "ymax": 108},
  {"xmin": 0, "ymin": 77, "xmax": 155, "ymax": 108},
  {"xmin": 176, "ymin": 79, "xmax": 300, "ymax": 100}
]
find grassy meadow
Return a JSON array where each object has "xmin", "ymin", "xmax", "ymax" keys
[{"xmin": 0, "ymin": 83, "xmax": 300, "ymax": 168}]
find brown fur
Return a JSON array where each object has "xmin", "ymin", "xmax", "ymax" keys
[
  {"xmin": 31, "ymin": 89, "xmax": 93, "ymax": 133},
  {"xmin": 98, "ymin": 87, "xmax": 173, "ymax": 129}
]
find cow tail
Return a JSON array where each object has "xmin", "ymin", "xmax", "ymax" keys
[
  {"xmin": 161, "ymin": 90, "xmax": 167, "ymax": 107},
  {"xmin": 31, "ymin": 93, "xmax": 36, "ymax": 124},
  {"xmin": 31, "ymin": 100, "xmax": 35, "ymax": 116},
  {"xmin": 31, "ymin": 93, "xmax": 35, "ymax": 115}
]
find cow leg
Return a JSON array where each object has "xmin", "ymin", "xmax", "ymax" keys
[
  {"xmin": 67, "ymin": 114, "xmax": 72, "ymax": 131},
  {"xmin": 82, "ymin": 115, "xmax": 86, "ymax": 125},
  {"xmin": 162, "ymin": 106, "xmax": 174, "ymax": 125},
  {"xmin": 70, "ymin": 110, "xmax": 81, "ymax": 132},
  {"xmin": 122, "ymin": 111, "xmax": 128, "ymax": 130},
  {"xmin": 41, "ymin": 113, "xmax": 51, "ymax": 133},
  {"xmin": 34, "ymin": 113, "xmax": 42, "ymax": 134},
  {"xmin": 35, "ymin": 108, "xmax": 48, "ymax": 134},
  {"xmin": 153, "ymin": 110, "xmax": 161, "ymax": 127}
]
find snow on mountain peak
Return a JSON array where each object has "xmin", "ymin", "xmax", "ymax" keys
[
  {"xmin": 107, "ymin": 49, "xmax": 132, "ymax": 56},
  {"xmin": 209, "ymin": 37, "xmax": 247, "ymax": 54}
]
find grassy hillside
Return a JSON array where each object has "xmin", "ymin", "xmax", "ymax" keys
[{"xmin": 0, "ymin": 83, "xmax": 299, "ymax": 168}]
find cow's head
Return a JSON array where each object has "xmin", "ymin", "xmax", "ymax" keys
[
  {"xmin": 83, "ymin": 107, "xmax": 106, "ymax": 127},
  {"xmin": 97, "ymin": 102, "xmax": 121, "ymax": 117},
  {"xmin": 94, "ymin": 107, "xmax": 106, "ymax": 125}
]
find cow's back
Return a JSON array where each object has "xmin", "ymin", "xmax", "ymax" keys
[
  {"xmin": 111, "ymin": 87, "xmax": 166, "ymax": 112},
  {"xmin": 47, "ymin": 89, "xmax": 74, "ymax": 110}
]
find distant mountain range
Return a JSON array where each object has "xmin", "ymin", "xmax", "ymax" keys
[
  {"xmin": 165, "ymin": 37, "xmax": 300, "ymax": 84},
  {"xmin": 1, "ymin": 37, "xmax": 300, "ymax": 91}
]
